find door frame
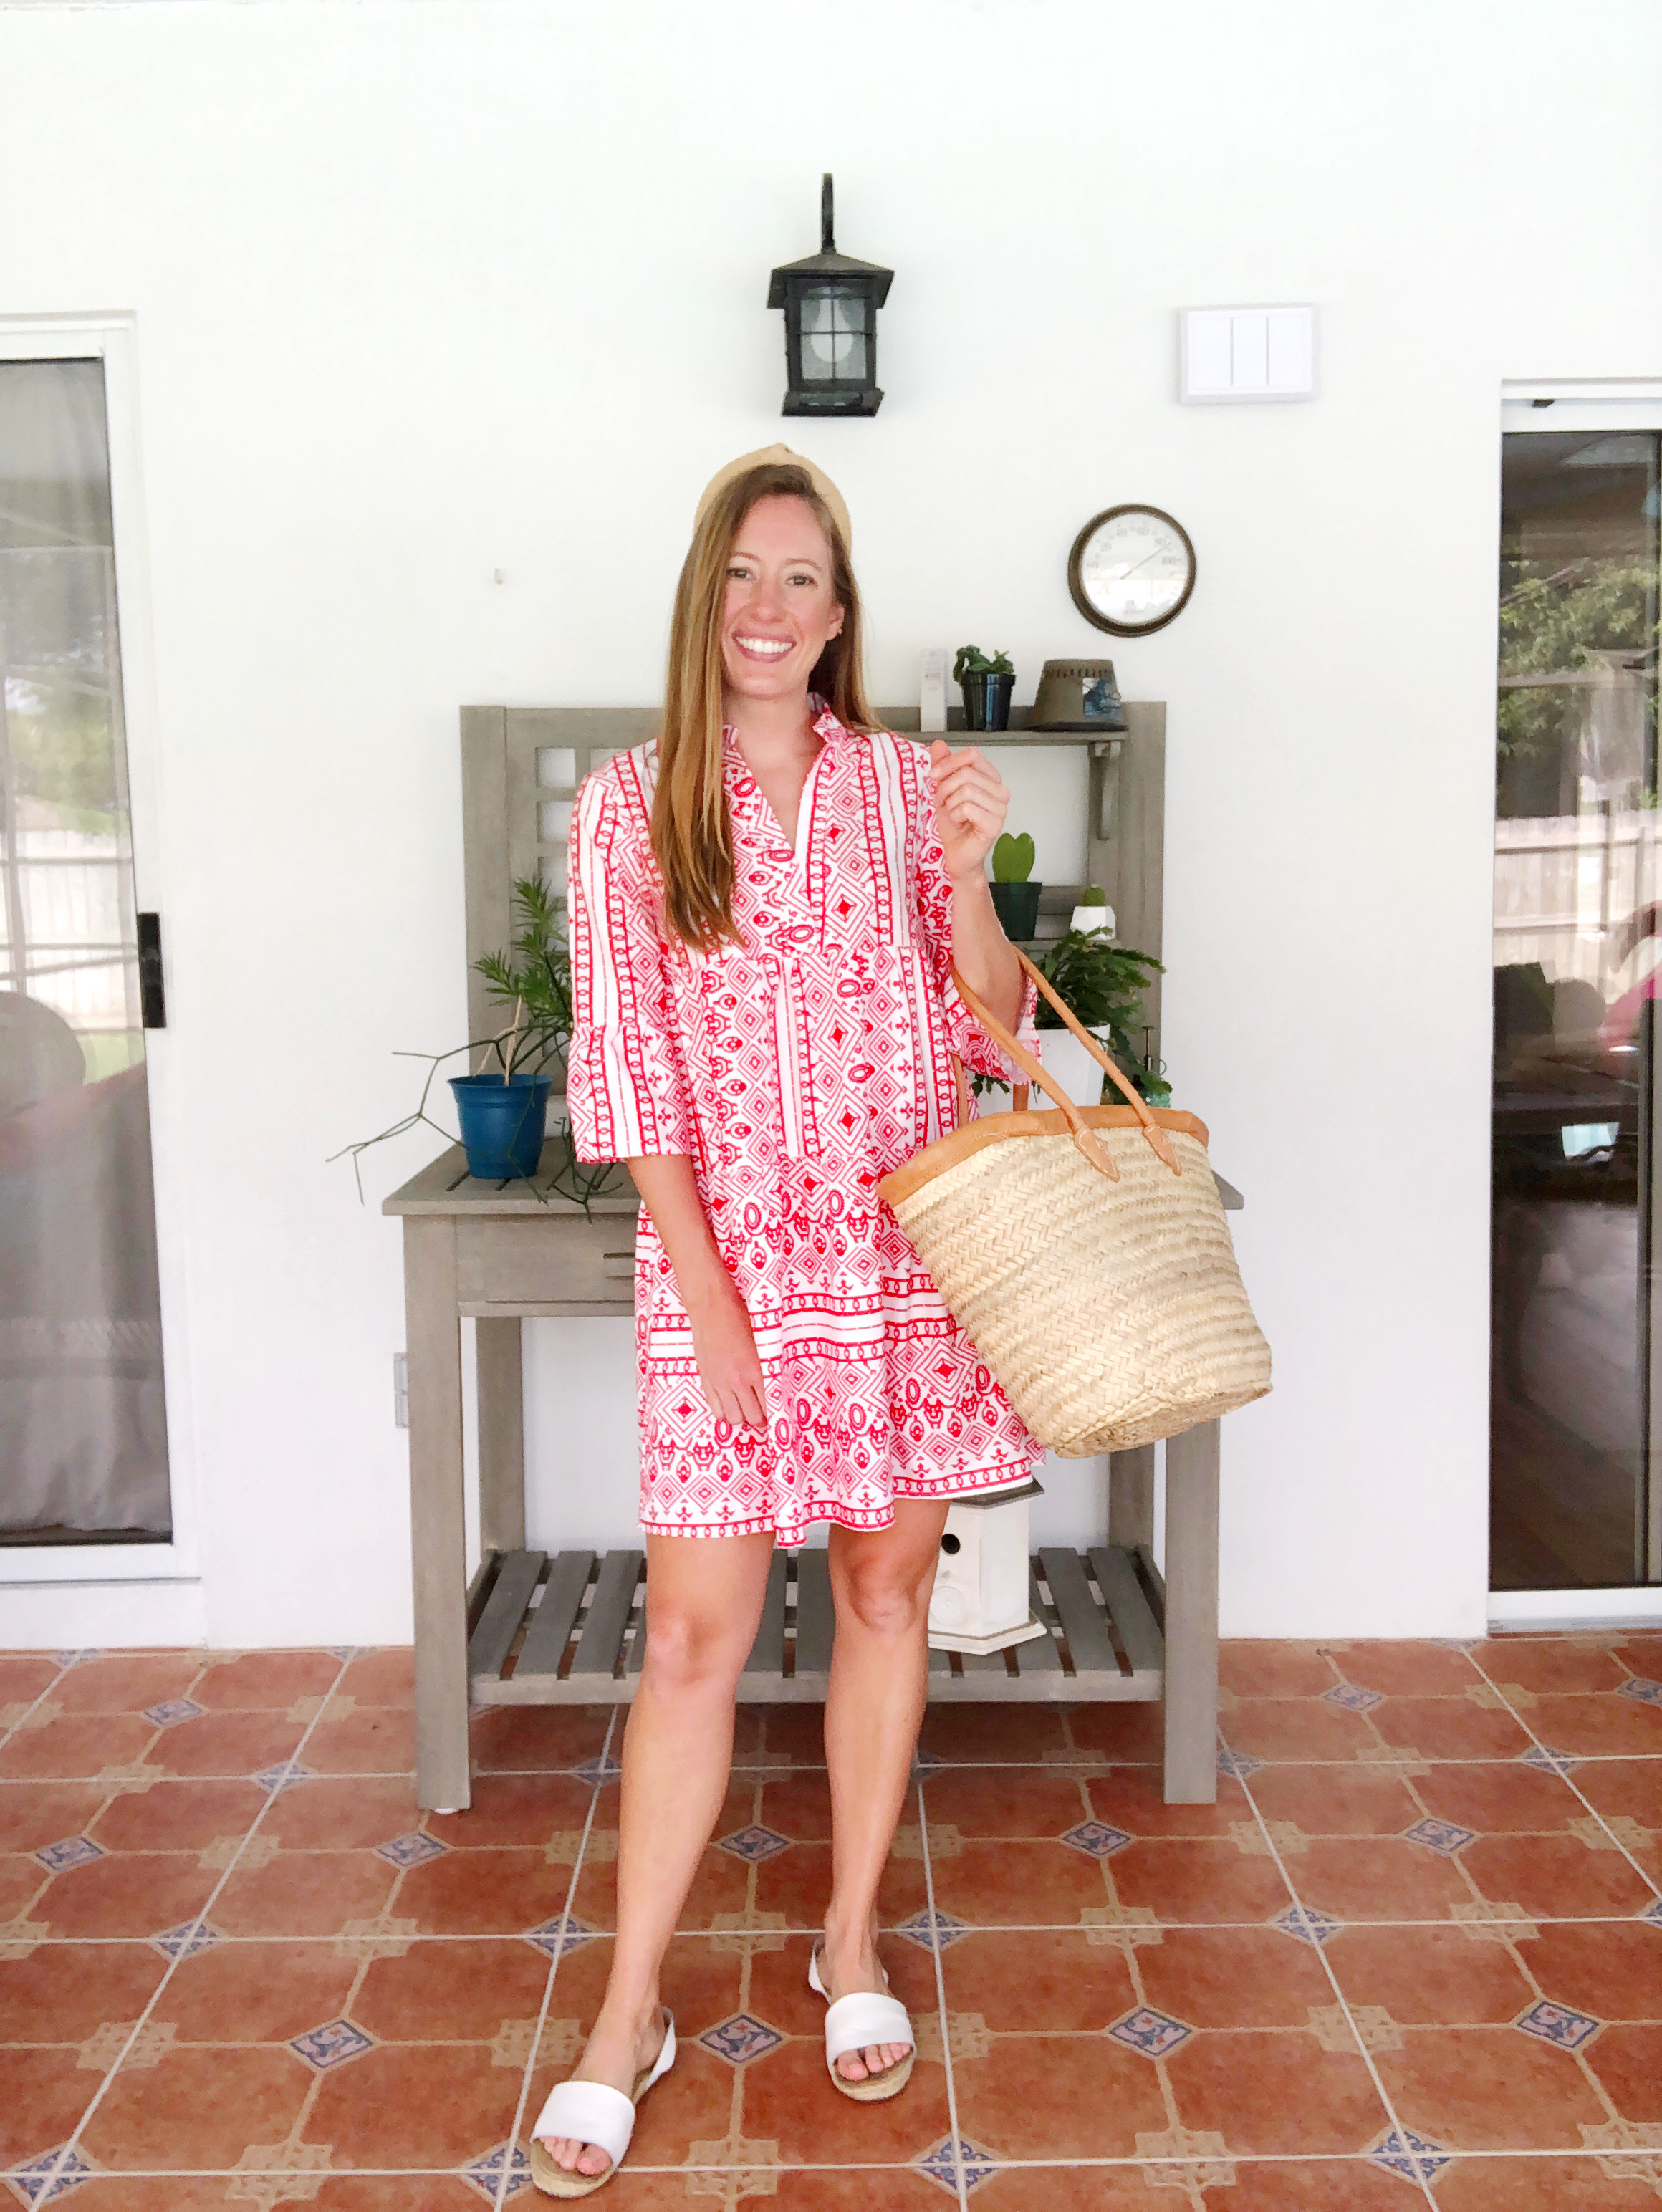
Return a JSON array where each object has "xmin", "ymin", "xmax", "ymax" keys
[
  {"xmin": 0, "ymin": 313, "xmax": 203, "ymax": 1590},
  {"xmin": 1488, "ymin": 378, "xmax": 1662, "ymax": 1630}
]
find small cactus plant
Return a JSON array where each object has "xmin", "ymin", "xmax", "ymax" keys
[{"xmin": 953, "ymin": 644, "xmax": 1014, "ymax": 683}]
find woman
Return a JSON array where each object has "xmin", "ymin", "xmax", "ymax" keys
[{"xmin": 529, "ymin": 446, "xmax": 1041, "ymax": 2195}]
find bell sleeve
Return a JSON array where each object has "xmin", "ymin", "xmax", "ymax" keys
[
  {"xmin": 564, "ymin": 775, "xmax": 698, "ymax": 1163},
  {"xmin": 913, "ymin": 764, "xmax": 1041, "ymax": 1086}
]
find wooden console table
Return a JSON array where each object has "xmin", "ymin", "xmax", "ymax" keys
[{"xmin": 384, "ymin": 1143, "xmax": 1240, "ymax": 1814}]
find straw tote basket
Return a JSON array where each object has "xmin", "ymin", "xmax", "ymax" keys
[{"xmin": 878, "ymin": 953, "xmax": 1271, "ymax": 1456}]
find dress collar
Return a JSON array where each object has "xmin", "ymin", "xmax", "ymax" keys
[{"xmin": 722, "ymin": 696, "xmax": 855, "ymax": 765}]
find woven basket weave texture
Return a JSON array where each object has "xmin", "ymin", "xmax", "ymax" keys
[{"xmin": 888, "ymin": 1125, "xmax": 1271, "ymax": 1455}]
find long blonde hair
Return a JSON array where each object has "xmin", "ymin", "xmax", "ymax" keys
[{"xmin": 653, "ymin": 462, "xmax": 872, "ymax": 950}]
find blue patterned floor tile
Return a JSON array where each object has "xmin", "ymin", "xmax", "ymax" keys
[
  {"xmin": 715, "ymin": 1824, "xmax": 792, "ymax": 1863},
  {"xmin": 1519, "ymin": 1745, "xmax": 1582, "ymax": 1775},
  {"xmin": 1618, "ymin": 1678, "xmax": 1662, "ymax": 1707},
  {"xmin": 1217, "ymin": 1746, "xmax": 1263, "ymax": 1780},
  {"xmin": 895, "ymin": 1908, "xmax": 970, "ymax": 1953},
  {"xmin": 8, "ymin": 2145, "xmax": 95, "ymax": 2206},
  {"xmin": 1060, "ymin": 1819, "xmax": 1133, "ymax": 1859},
  {"xmin": 524, "ymin": 1914, "xmax": 597, "ymax": 1960},
  {"xmin": 1403, "ymin": 1817, "xmax": 1476, "ymax": 1855},
  {"xmin": 916, "ymin": 2138, "xmax": 966, "ymax": 2197},
  {"xmin": 573, "ymin": 1753, "xmax": 624, "ymax": 1785},
  {"xmin": 1515, "ymin": 1997, "xmax": 1600, "ymax": 2050},
  {"xmin": 51, "ymin": 1650, "xmax": 101, "ymax": 1670},
  {"xmin": 1108, "ymin": 2004, "xmax": 1194, "ymax": 2057},
  {"xmin": 290, "ymin": 2016, "xmax": 375, "ymax": 2069},
  {"xmin": 142, "ymin": 1698, "xmax": 204, "ymax": 1728},
  {"xmin": 1369, "ymin": 2125, "xmax": 1453, "ymax": 2181},
  {"xmin": 375, "ymin": 1829, "xmax": 448, "ymax": 1867},
  {"xmin": 1640, "ymin": 1899, "xmax": 1662, "ymax": 1929},
  {"xmin": 1324, "ymin": 1682, "xmax": 1384, "ymax": 1711},
  {"xmin": 461, "ymin": 2140, "xmax": 532, "ymax": 2201},
  {"xmin": 1273, "ymin": 1904, "xmax": 1342, "ymax": 1947},
  {"xmin": 251, "ymin": 1761, "xmax": 312, "ymax": 1795},
  {"xmin": 150, "ymin": 1918, "xmax": 221, "ymax": 1961},
  {"xmin": 696, "ymin": 2011, "xmax": 785, "ymax": 2064},
  {"xmin": 33, "ymin": 1835, "xmax": 105, "ymax": 1873}
]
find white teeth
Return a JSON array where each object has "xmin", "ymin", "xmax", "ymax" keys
[{"xmin": 737, "ymin": 635, "xmax": 792, "ymax": 656}]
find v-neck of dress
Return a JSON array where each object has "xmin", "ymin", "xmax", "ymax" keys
[{"xmin": 726, "ymin": 723, "xmax": 829, "ymax": 870}]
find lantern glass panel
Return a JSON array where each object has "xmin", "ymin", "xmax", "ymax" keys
[{"xmin": 799, "ymin": 286, "xmax": 868, "ymax": 383}]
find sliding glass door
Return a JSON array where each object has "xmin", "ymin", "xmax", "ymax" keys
[
  {"xmin": 0, "ymin": 355, "xmax": 170, "ymax": 1545},
  {"xmin": 1491, "ymin": 409, "xmax": 1661, "ymax": 1591}
]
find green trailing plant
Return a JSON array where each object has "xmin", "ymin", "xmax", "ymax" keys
[
  {"xmin": 953, "ymin": 644, "xmax": 1014, "ymax": 683},
  {"xmin": 991, "ymin": 831, "xmax": 1035, "ymax": 883},
  {"xmin": 331, "ymin": 877, "xmax": 620, "ymax": 1211},
  {"xmin": 971, "ymin": 929, "xmax": 1169, "ymax": 1107}
]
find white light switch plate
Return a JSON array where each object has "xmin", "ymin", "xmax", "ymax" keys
[{"xmin": 1181, "ymin": 305, "xmax": 1316, "ymax": 403}]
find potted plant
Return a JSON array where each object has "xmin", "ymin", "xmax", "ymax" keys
[
  {"xmin": 989, "ymin": 830, "xmax": 1042, "ymax": 941},
  {"xmin": 1036, "ymin": 930, "xmax": 1169, "ymax": 1107},
  {"xmin": 1069, "ymin": 886, "xmax": 1115, "ymax": 936},
  {"xmin": 954, "ymin": 644, "xmax": 1015, "ymax": 731},
  {"xmin": 334, "ymin": 877, "xmax": 618, "ymax": 1208}
]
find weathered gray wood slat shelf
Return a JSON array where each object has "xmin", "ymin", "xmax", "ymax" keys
[{"xmin": 466, "ymin": 1543, "xmax": 1168, "ymax": 1707}]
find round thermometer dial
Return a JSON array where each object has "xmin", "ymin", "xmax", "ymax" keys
[{"xmin": 1068, "ymin": 505, "xmax": 1196, "ymax": 637}]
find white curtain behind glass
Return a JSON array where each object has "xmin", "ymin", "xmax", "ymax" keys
[{"xmin": 0, "ymin": 357, "xmax": 170, "ymax": 1539}]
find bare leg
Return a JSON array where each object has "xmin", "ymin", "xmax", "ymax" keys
[
  {"xmin": 539, "ymin": 1530, "xmax": 774, "ymax": 2178},
  {"xmin": 820, "ymin": 1500, "xmax": 948, "ymax": 2082}
]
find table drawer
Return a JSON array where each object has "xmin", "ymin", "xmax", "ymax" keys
[{"xmin": 455, "ymin": 1216, "xmax": 638, "ymax": 1309}]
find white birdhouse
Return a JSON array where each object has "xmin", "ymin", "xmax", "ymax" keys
[{"xmin": 927, "ymin": 1479, "xmax": 1049, "ymax": 1655}]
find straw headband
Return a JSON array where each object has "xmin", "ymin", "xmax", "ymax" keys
[{"xmin": 693, "ymin": 442, "xmax": 852, "ymax": 554}]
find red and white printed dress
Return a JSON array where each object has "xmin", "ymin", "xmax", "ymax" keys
[{"xmin": 565, "ymin": 703, "xmax": 1044, "ymax": 1546}]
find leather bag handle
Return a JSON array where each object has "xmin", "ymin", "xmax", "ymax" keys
[{"xmin": 952, "ymin": 951, "xmax": 1181, "ymax": 1177}]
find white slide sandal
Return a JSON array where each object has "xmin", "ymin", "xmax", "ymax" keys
[
  {"xmin": 527, "ymin": 2009, "xmax": 676, "ymax": 2198},
  {"xmin": 807, "ymin": 1946, "xmax": 916, "ymax": 2102}
]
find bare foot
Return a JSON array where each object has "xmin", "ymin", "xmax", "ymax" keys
[
  {"xmin": 537, "ymin": 2004, "xmax": 666, "ymax": 2180},
  {"xmin": 816, "ymin": 1934, "xmax": 911, "ymax": 2084}
]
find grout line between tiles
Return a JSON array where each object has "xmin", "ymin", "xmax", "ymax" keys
[
  {"xmin": 7, "ymin": 1742, "xmax": 1662, "ymax": 1786},
  {"xmin": 0, "ymin": 1653, "xmax": 72, "ymax": 1755},
  {"xmin": 1461, "ymin": 1648, "xmax": 1662, "ymax": 1905},
  {"xmin": 8, "ymin": 1906, "xmax": 1658, "ymax": 1948},
  {"xmin": 1221, "ymin": 1723, "xmax": 1444, "ymax": 2209},
  {"xmin": 914, "ymin": 1768, "xmax": 969, "ymax": 2212},
  {"xmin": 11, "ymin": 1745, "xmax": 1662, "ymax": 1787},
  {"xmin": 496, "ymin": 1703, "xmax": 622, "ymax": 2209},
  {"xmin": 4, "ymin": 2148, "xmax": 1653, "ymax": 2178},
  {"xmin": 31, "ymin": 1648, "xmax": 359, "ymax": 2206}
]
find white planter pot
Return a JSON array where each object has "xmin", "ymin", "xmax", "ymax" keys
[
  {"xmin": 1070, "ymin": 903, "xmax": 1115, "ymax": 936},
  {"xmin": 1030, "ymin": 1026, "xmax": 1112, "ymax": 1108}
]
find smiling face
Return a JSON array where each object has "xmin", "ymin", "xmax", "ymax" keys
[{"xmin": 719, "ymin": 494, "xmax": 846, "ymax": 709}]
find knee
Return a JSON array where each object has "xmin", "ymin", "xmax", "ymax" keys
[
  {"xmin": 640, "ymin": 1607, "xmax": 748, "ymax": 1698},
  {"xmin": 835, "ymin": 1562, "xmax": 931, "ymax": 1640}
]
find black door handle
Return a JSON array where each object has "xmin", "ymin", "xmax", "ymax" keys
[{"xmin": 138, "ymin": 913, "xmax": 166, "ymax": 1029}]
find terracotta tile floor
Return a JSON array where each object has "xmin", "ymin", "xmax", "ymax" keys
[{"xmin": 1, "ymin": 1631, "xmax": 1659, "ymax": 2208}]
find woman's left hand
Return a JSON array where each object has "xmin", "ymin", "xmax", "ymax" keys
[{"xmin": 928, "ymin": 740, "xmax": 1011, "ymax": 885}]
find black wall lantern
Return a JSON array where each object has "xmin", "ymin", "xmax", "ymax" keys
[{"xmin": 768, "ymin": 175, "xmax": 893, "ymax": 418}]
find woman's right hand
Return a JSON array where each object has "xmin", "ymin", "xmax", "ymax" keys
[{"xmin": 686, "ymin": 1273, "xmax": 769, "ymax": 1432}]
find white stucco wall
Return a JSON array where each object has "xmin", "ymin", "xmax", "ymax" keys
[{"xmin": 1, "ymin": 0, "xmax": 1658, "ymax": 1646}]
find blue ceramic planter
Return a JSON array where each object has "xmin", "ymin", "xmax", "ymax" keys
[{"xmin": 448, "ymin": 1072, "xmax": 552, "ymax": 1182}]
